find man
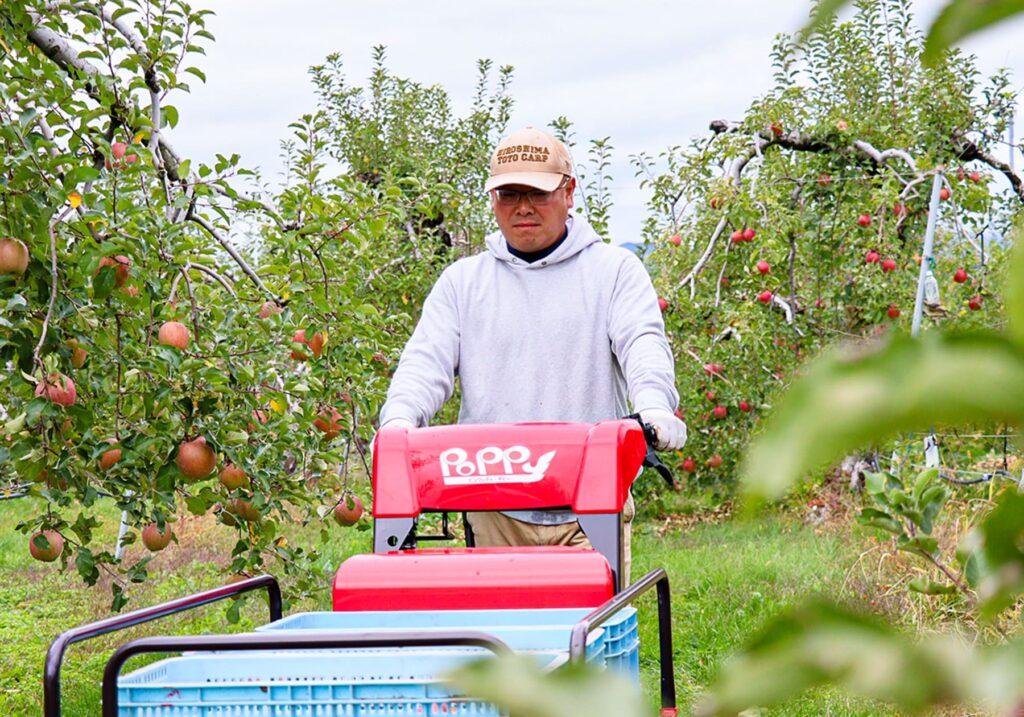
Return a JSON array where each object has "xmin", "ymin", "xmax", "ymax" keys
[{"xmin": 378, "ymin": 126, "xmax": 686, "ymax": 577}]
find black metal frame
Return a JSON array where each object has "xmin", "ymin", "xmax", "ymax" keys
[
  {"xmin": 101, "ymin": 630, "xmax": 511, "ymax": 717},
  {"xmin": 569, "ymin": 568, "xmax": 676, "ymax": 713},
  {"xmin": 44, "ymin": 574, "xmax": 282, "ymax": 717}
]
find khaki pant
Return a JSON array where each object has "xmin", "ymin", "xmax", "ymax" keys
[{"xmin": 466, "ymin": 494, "xmax": 635, "ymax": 586}]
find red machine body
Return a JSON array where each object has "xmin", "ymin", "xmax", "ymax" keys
[
  {"xmin": 332, "ymin": 547, "xmax": 614, "ymax": 611},
  {"xmin": 333, "ymin": 420, "xmax": 646, "ymax": 610},
  {"xmin": 372, "ymin": 420, "xmax": 646, "ymax": 517}
]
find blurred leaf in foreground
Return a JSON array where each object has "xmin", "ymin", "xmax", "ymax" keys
[{"xmin": 451, "ymin": 654, "xmax": 645, "ymax": 717}]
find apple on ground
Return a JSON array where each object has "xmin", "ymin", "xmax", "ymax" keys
[
  {"xmin": 35, "ymin": 373, "xmax": 76, "ymax": 407},
  {"xmin": 141, "ymin": 522, "xmax": 174, "ymax": 552},
  {"xmin": 29, "ymin": 530, "xmax": 64, "ymax": 562},
  {"xmin": 0, "ymin": 237, "xmax": 29, "ymax": 275},
  {"xmin": 158, "ymin": 320, "xmax": 190, "ymax": 350},
  {"xmin": 176, "ymin": 437, "xmax": 216, "ymax": 480},
  {"xmin": 333, "ymin": 494, "xmax": 364, "ymax": 527}
]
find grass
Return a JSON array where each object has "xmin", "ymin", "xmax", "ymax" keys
[{"xmin": 0, "ymin": 484, "xmax": 955, "ymax": 716}]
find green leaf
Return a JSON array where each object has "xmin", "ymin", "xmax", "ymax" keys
[
  {"xmin": 924, "ymin": 0, "xmax": 1024, "ymax": 65},
  {"xmin": 741, "ymin": 332, "xmax": 1024, "ymax": 502},
  {"xmin": 975, "ymin": 490, "xmax": 1024, "ymax": 619},
  {"xmin": 857, "ymin": 508, "xmax": 904, "ymax": 536},
  {"xmin": 912, "ymin": 468, "xmax": 938, "ymax": 503},
  {"xmin": 907, "ymin": 577, "xmax": 958, "ymax": 595},
  {"xmin": 93, "ymin": 265, "xmax": 116, "ymax": 300},
  {"xmin": 451, "ymin": 655, "xmax": 645, "ymax": 717},
  {"xmin": 796, "ymin": 0, "xmax": 851, "ymax": 43},
  {"xmin": 1002, "ymin": 221, "xmax": 1024, "ymax": 348},
  {"xmin": 696, "ymin": 599, "xmax": 959, "ymax": 715},
  {"xmin": 899, "ymin": 535, "xmax": 940, "ymax": 558}
]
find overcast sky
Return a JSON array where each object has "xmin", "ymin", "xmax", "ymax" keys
[{"xmin": 172, "ymin": 1, "xmax": 1024, "ymax": 242}]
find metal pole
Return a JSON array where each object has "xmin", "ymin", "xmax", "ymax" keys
[{"xmin": 911, "ymin": 173, "xmax": 945, "ymax": 338}]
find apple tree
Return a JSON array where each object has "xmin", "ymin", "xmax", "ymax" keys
[
  {"xmin": 0, "ymin": 2, "xmax": 509, "ymax": 608},
  {"xmin": 631, "ymin": 0, "xmax": 1022, "ymax": 494}
]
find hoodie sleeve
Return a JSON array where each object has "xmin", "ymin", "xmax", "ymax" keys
[
  {"xmin": 379, "ymin": 269, "xmax": 460, "ymax": 427},
  {"xmin": 607, "ymin": 253, "xmax": 679, "ymax": 414}
]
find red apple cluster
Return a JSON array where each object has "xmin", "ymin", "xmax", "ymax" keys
[{"xmin": 730, "ymin": 228, "xmax": 757, "ymax": 244}]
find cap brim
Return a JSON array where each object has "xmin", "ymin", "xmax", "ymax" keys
[{"xmin": 485, "ymin": 172, "xmax": 565, "ymax": 193}]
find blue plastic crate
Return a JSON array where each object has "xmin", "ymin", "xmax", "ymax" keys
[
  {"xmin": 258, "ymin": 607, "xmax": 637, "ymax": 668},
  {"xmin": 117, "ymin": 608, "xmax": 640, "ymax": 716},
  {"xmin": 117, "ymin": 649, "xmax": 505, "ymax": 716}
]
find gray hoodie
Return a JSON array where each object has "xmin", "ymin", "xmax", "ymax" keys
[{"xmin": 380, "ymin": 216, "xmax": 679, "ymax": 429}]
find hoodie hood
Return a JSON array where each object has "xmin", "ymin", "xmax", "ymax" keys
[{"xmin": 484, "ymin": 215, "xmax": 601, "ymax": 269}]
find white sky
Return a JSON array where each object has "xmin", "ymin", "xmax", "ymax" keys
[{"xmin": 172, "ymin": 1, "xmax": 1024, "ymax": 242}]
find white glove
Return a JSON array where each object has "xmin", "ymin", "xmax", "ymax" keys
[{"xmin": 638, "ymin": 408, "xmax": 687, "ymax": 451}]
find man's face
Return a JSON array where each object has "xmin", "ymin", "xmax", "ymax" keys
[{"xmin": 491, "ymin": 177, "xmax": 576, "ymax": 253}]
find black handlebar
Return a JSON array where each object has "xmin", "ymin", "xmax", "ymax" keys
[{"xmin": 626, "ymin": 414, "xmax": 678, "ymax": 490}]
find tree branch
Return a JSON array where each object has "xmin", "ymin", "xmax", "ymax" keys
[{"xmin": 187, "ymin": 212, "xmax": 275, "ymax": 299}]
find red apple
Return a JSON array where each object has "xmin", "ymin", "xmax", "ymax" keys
[
  {"xmin": 176, "ymin": 437, "xmax": 216, "ymax": 481},
  {"xmin": 682, "ymin": 458, "xmax": 697, "ymax": 472},
  {"xmin": 770, "ymin": 121, "xmax": 783, "ymax": 136},
  {"xmin": 35, "ymin": 373, "xmax": 76, "ymax": 407},
  {"xmin": 29, "ymin": 530, "xmax": 64, "ymax": 562},
  {"xmin": 953, "ymin": 268, "xmax": 967, "ymax": 283},
  {"xmin": 706, "ymin": 454, "xmax": 723, "ymax": 469},
  {"xmin": 709, "ymin": 196, "xmax": 723, "ymax": 210},
  {"xmin": 892, "ymin": 203, "xmax": 907, "ymax": 217},
  {"xmin": 314, "ymin": 406, "xmax": 344, "ymax": 440},
  {"xmin": 817, "ymin": 173, "xmax": 832, "ymax": 187},
  {"xmin": 756, "ymin": 260, "xmax": 770, "ymax": 274},
  {"xmin": 730, "ymin": 230, "xmax": 744, "ymax": 243},
  {"xmin": 887, "ymin": 304, "xmax": 901, "ymax": 319},
  {"xmin": 857, "ymin": 214, "xmax": 872, "ymax": 227},
  {"xmin": 0, "ymin": 237, "xmax": 29, "ymax": 276},
  {"xmin": 97, "ymin": 255, "xmax": 131, "ymax": 287},
  {"xmin": 712, "ymin": 405, "xmax": 727, "ymax": 419},
  {"xmin": 815, "ymin": 298, "xmax": 826, "ymax": 309},
  {"xmin": 290, "ymin": 329, "xmax": 324, "ymax": 360},
  {"xmin": 333, "ymin": 494, "xmax": 364, "ymax": 527},
  {"xmin": 739, "ymin": 401, "xmax": 752, "ymax": 412},
  {"xmin": 968, "ymin": 295, "xmax": 983, "ymax": 311},
  {"xmin": 158, "ymin": 320, "xmax": 190, "ymax": 350},
  {"xmin": 836, "ymin": 120, "xmax": 849, "ymax": 131},
  {"xmin": 742, "ymin": 228, "xmax": 756, "ymax": 241},
  {"xmin": 657, "ymin": 297, "xmax": 669, "ymax": 312},
  {"xmin": 67, "ymin": 338, "xmax": 88, "ymax": 369},
  {"xmin": 668, "ymin": 234, "xmax": 682, "ymax": 246},
  {"xmin": 703, "ymin": 363, "xmax": 725, "ymax": 377},
  {"xmin": 939, "ymin": 187, "xmax": 951, "ymax": 201},
  {"xmin": 258, "ymin": 300, "xmax": 282, "ymax": 319},
  {"xmin": 865, "ymin": 251, "xmax": 880, "ymax": 264},
  {"xmin": 219, "ymin": 464, "xmax": 249, "ymax": 490},
  {"xmin": 141, "ymin": 522, "xmax": 173, "ymax": 552},
  {"xmin": 111, "ymin": 142, "xmax": 127, "ymax": 160},
  {"xmin": 757, "ymin": 290, "xmax": 773, "ymax": 304},
  {"xmin": 881, "ymin": 258, "xmax": 897, "ymax": 272},
  {"xmin": 705, "ymin": 390, "xmax": 716, "ymax": 401},
  {"xmin": 228, "ymin": 497, "xmax": 261, "ymax": 522},
  {"xmin": 969, "ymin": 171, "xmax": 981, "ymax": 183},
  {"xmin": 99, "ymin": 438, "xmax": 121, "ymax": 471}
]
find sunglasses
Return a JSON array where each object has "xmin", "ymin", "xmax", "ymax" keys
[{"xmin": 492, "ymin": 177, "xmax": 570, "ymax": 207}]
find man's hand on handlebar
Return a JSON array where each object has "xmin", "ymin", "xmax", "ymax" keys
[{"xmin": 638, "ymin": 408, "xmax": 687, "ymax": 451}]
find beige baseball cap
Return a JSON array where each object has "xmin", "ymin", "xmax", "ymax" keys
[{"xmin": 485, "ymin": 126, "xmax": 574, "ymax": 192}]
